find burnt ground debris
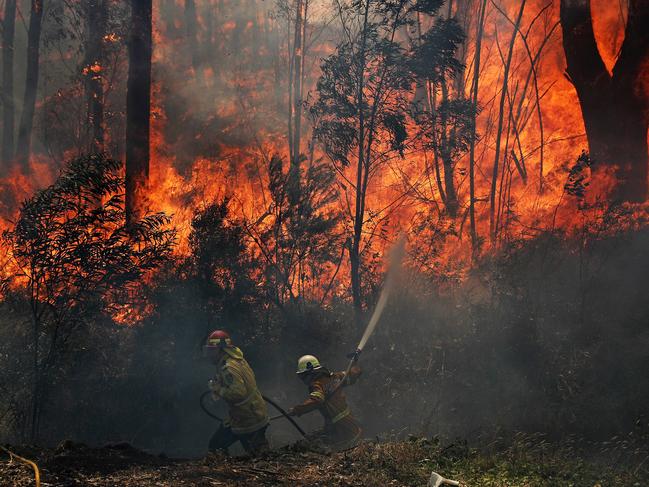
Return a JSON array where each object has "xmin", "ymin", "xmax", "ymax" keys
[{"xmin": 2, "ymin": 437, "xmax": 648, "ymax": 486}]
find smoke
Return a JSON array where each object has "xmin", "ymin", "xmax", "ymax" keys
[
  {"xmin": 2, "ymin": 225, "xmax": 649, "ymax": 456},
  {"xmin": 0, "ymin": 0, "xmax": 647, "ymax": 460},
  {"xmin": 350, "ymin": 226, "xmax": 649, "ymax": 446}
]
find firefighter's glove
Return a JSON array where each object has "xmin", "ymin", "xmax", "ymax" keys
[
  {"xmin": 346, "ymin": 348, "xmax": 362, "ymax": 362},
  {"xmin": 208, "ymin": 378, "xmax": 222, "ymax": 401},
  {"xmin": 289, "ymin": 406, "xmax": 307, "ymax": 417}
]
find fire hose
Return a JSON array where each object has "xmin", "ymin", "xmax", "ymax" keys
[
  {"xmin": 0, "ymin": 445, "xmax": 41, "ymax": 487},
  {"xmin": 262, "ymin": 395, "xmax": 307, "ymax": 437},
  {"xmin": 199, "ymin": 391, "xmax": 223, "ymax": 421},
  {"xmin": 199, "ymin": 391, "xmax": 306, "ymax": 438}
]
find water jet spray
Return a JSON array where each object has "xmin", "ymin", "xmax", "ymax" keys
[{"xmin": 332, "ymin": 236, "xmax": 406, "ymax": 397}]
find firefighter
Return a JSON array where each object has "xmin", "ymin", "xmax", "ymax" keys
[
  {"xmin": 288, "ymin": 354, "xmax": 362, "ymax": 450},
  {"xmin": 203, "ymin": 330, "xmax": 269, "ymax": 455}
]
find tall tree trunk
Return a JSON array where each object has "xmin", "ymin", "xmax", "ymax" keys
[
  {"xmin": 412, "ymin": 12, "xmax": 430, "ymax": 110},
  {"xmin": 185, "ymin": 0, "xmax": 199, "ymax": 72},
  {"xmin": 2, "ymin": 0, "xmax": 16, "ymax": 170},
  {"xmin": 207, "ymin": 0, "xmax": 222, "ymax": 83},
  {"xmin": 288, "ymin": 0, "xmax": 307, "ymax": 203},
  {"xmin": 440, "ymin": 78, "xmax": 459, "ymax": 216},
  {"xmin": 251, "ymin": 0, "xmax": 261, "ymax": 59},
  {"xmin": 271, "ymin": 16, "xmax": 282, "ymax": 110},
  {"xmin": 439, "ymin": 5, "xmax": 460, "ymax": 217},
  {"xmin": 453, "ymin": 0, "xmax": 471, "ymax": 97},
  {"xmin": 290, "ymin": 0, "xmax": 305, "ymax": 168},
  {"xmin": 561, "ymin": 0, "xmax": 649, "ymax": 202},
  {"xmin": 85, "ymin": 0, "xmax": 107, "ymax": 153},
  {"xmin": 351, "ymin": 0, "xmax": 372, "ymax": 326},
  {"xmin": 490, "ymin": 0, "xmax": 526, "ymax": 242},
  {"xmin": 126, "ymin": 0, "xmax": 152, "ymax": 224},
  {"xmin": 16, "ymin": 0, "xmax": 44, "ymax": 170},
  {"xmin": 469, "ymin": 0, "xmax": 487, "ymax": 254}
]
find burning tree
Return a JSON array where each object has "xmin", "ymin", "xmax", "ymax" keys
[
  {"xmin": 84, "ymin": 0, "xmax": 108, "ymax": 153},
  {"xmin": 15, "ymin": 0, "xmax": 45, "ymax": 170},
  {"xmin": 311, "ymin": 0, "xmax": 471, "ymax": 319},
  {"xmin": 3, "ymin": 154, "xmax": 175, "ymax": 440},
  {"xmin": 410, "ymin": 8, "xmax": 475, "ymax": 218},
  {"xmin": 311, "ymin": 0, "xmax": 412, "ymax": 320},
  {"xmin": 126, "ymin": 0, "xmax": 153, "ymax": 223},
  {"xmin": 247, "ymin": 154, "xmax": 343, "ymax": 309},
  {"xmin": 1, "ymin": 0, "xmax": 17, "ymax": 170},
  {"xmin": 561, "ymin": 0, "xmax": 649, "ymax": 202}
]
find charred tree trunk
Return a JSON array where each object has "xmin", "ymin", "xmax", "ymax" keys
[
  {"xmin": 352, "ymin": 0, "xmax": 372, "ymax": 326},
  {"xmin": 291, "ymin": 0, "xmax": 305, "ymax": 165},
  {"xmin": 271, "ymin": 16, "xmax": 282, "ymax": 110},
  {"xmin": 412, "ymin": 13, "xmax": 430, "ymax": 110},
  {"xmin": 561, "ymin": 0, "xmax": 649, "ymax": 202},
  {"xmin": 185, "ymin": 0, "xmax": 200, "ymax": 72},
  {"xmin": 435, "ymin": 6, "xmax": 460, "ymax": 217},
  {"xmin": 126, "ymin": 0, "xmax": 152, "ymax": 224},
  {"xmin": 490, "ymin": 0, "xmax": 526, "ymax": 242},
  {"xmin": 440, "ymin": 78, "xmax": 459, "ymax": 217},
  {"xmin": 251, "ymin": 0, "xmax": 261, "ymax": 59},
  {"xmin": 2, "ymin": 0, "xmax": 16, "ymax": 169},
  {"xmin": 16, "ymin": 0, "xmax": 44, "ymax": 170},
  {"xmin": 469, "ymin": 0, "xmax": 487, "ymax": 253},
  {"xmin": 207, "ymin": 0, "xmax": 222, "ymax": 81},
  {"xmin": 288, "ymin": 0, "xmax": 306, "ymax": 200},
  {"xmin": 85, "ymin": 0, "xmax": 107, "ymax": 153},
  {"xmin": 453, "ymin": 0, "xmax": 470, "ymax": 97}
]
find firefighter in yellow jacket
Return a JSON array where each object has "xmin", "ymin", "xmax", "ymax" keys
[
  {"xmin": 289, "ymin": 354, "xmax": 362, "ymax": 450},
  {"xmin": 204, "ymin": 330, "xmax": 269, "ymax": 454}
]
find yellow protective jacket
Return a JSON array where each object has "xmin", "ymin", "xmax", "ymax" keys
[{"xmin": 212, "ymin": 347, "xmax": 269, "ymax": 435}]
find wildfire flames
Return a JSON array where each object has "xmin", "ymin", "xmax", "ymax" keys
[
  {"xmin": 1, "ymin": 0, "xmax": 648, "ymax": 307},
  {"xmin": 146, "ymin": 1, "xmax": 646, "ymax": 251}
]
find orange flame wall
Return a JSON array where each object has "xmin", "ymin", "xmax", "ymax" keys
[
  {"xmin": 0, "ymin": 1, "xmax": 645, "ymax": 297},
  {"xmin": 146, "ymin": 0, "xmax": 648, "ymax": 274}
]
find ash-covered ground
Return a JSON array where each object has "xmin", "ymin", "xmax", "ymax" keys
[{"xmin": 2, "ymin": 437, "xmax": 648, "ymax": 486}]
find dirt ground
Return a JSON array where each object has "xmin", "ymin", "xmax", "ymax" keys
[
  {"xmin": 2, "ymin": 438, "xmax": 647, "ymax": 486},
  {"xmin": 1, "ymin": 440, "xmax": 420, "ymax": 487}
]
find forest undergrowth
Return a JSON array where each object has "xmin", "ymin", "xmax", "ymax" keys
[{"xmin": 2, "ymin": 435, "xmax": 648, "ymax": 486}]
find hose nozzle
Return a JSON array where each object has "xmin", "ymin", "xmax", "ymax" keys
[{"xmin": 346, "ymin": 348, "xmax": 362, "ymax": 362}]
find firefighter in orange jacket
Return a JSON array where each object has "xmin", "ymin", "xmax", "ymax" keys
[
  {"xmin": 204, "ymin": 330, "xmax": 269, "ymax": 455},
  {"xmin": 289, "ymin": 354, "xmax": 362, "ymax": 450}
]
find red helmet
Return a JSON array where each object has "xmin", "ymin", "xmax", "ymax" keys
[{"xmin": 204, "ymin": 330, "xmax": 232, "ymax": 349}]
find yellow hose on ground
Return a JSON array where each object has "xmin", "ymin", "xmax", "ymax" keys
[{"xmin": 0, "ymin": 445, "xmax": 41, "ymax": 487}]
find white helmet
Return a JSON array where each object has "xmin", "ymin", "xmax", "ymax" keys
[{"xmin": 296, "ymin": 355, "xmax": 322, "ymax": 374}]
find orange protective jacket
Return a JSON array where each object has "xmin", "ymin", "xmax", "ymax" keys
[{"xmin": 293, "ymin": 366, "xmax": 362, "ymax": 449}]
